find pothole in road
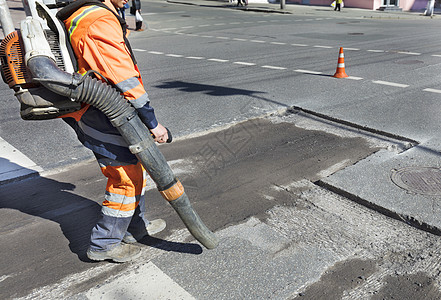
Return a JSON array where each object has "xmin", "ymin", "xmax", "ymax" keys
[{"xmin": 391, "ymin": 167, "xmax": 441, "ymax": 196}]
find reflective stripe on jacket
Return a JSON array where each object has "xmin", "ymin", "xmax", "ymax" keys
[{"xmin": 60, "ymin": 0, "xmax": 158, "ymax": 129}]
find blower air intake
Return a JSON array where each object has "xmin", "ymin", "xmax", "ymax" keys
[
  {"xmin": 0, "ymin": 31, "xmax": 33, "ymax": 89},
  {"xmin": 0, "ymin": 1, "xmax": 80, "ymax": 120}
]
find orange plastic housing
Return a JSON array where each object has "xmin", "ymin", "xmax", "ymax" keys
[{"xmin": 0, "ymin": 31, "xmax": 33, "ymax": 88}]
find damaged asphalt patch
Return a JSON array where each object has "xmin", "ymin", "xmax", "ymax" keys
[{"xmin": 4, "ymin": 110, "xmax": 440, "ymax": 299}]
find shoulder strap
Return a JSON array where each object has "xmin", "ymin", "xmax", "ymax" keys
[{"xmin": 56, "ymin": 0, "xmax": 137, "ymax": 65}]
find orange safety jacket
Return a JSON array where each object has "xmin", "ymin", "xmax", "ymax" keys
[{"xmin": 57, "ymin": 0, "xmax": 158, "ymax": 130}]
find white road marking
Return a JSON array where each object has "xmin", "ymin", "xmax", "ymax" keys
[
  {"xmin": 346, "ymin": 76, "xmax": 364, "ymax": 80},
  {"xmin": 423, "ymin": 88, "xmax": 441, "ymax": 94},
  {"xmin": 397, "ymin": 51, "xmax": 421, "ymax": 55},
  {"xmin": 208, "ymin": 58, "xmax": 229, "ymax": 62},
  {"xmin": 431, "ymin": 54, "xmax": 441, "ymax": 57},
  {"xmin": 262, "ymin": 65, "xmax": 287, "ymax": 70},
  {"xmin": 142, "ymin": 48, "xmax": 435, "ymax": 94},
  {"xmin": 0, "ymin": 137, "xmax": 43, "ymax": 182},
  {"xmin": 343, "ymin": 48, "xmax": 360, "ymax": 51},
  {"xmin": 185, "ymin": 56, "xmax": 205, "ymax": 59},
  {"xmin": 270, "ymin": 42, "xmax": 287, "ymax": 45},
  {"xmin": 372, "ymin": 80, "xmax": 409, "ymax": 88},
  {"xmin": 250, "ymin": 40, "xmax": 266, "ymax": 43},
  {"xmin": 234, "ymin": 61, "xmax": 256, "ymax": 66},
  {"xmin": 367, "ymin": 49, "xmax": 385, "ymax": 53},
  {"xmin": 133, "ymin": 48, "xmax": 147, "ymax": 52},
  {"xmin": 0, "ymin": 275, "xmax": 12, "ymax": 283},
  {"xmin": 313, "ymin": 45, "xmax": 333, "ymax": 49},
  {"xmin": 86, "ymin": 262, "xmax": 196, "ymax": 300},
  {"xmin": 294, "ymin": 69, "xmax": 322, "ymax": 75},
  {"xmin": 291, "ymin": 43, "xmax": 308, "ymax": 47},
  {"xmin": 233, "ymin": 38, "xmax": 247, "ymax": 41}
]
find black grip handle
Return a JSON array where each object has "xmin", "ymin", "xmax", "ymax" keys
[
  {"xmin": 166, "ymin": 127, "xmax": 172, "ymax": 143},
  {"xmin": 151, "ymin": 127, "xmax": 173, "ymax": 143}
]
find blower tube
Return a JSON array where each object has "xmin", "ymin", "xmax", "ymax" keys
[{"xmin": 27, "ymin": 56, "xmax": 219, "ymax": 249}]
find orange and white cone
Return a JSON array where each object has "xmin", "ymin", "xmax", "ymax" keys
[{"xmin": 333, "ymin": 47, "xmax": 349, "ymax": 78}]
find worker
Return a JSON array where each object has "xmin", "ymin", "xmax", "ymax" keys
[{"xmin": 56, "ymin": 0, "xmax": 169, "ymax": 263}]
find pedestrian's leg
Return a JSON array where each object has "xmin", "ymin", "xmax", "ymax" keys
[{"xmin": 136, "ymin": 21, "xmax": 143, "ymax": 31}]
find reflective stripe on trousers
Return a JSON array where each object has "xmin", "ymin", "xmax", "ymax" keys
[{"xmin": 89, "ymin": 157, "xmax": 150, "ymax": 251}]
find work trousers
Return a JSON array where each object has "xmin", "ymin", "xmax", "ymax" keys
[
  {"xmin": 64, "ymin": 106, "xmax": 151, "ymax": 251},
  {"xmin": 89, "ymin": 157, "xmax": 150, "ymax": 251}
]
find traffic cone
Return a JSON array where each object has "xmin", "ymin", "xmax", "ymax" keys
[{"xmin": 333, "ymin": 47, "xmax": 349, "ymax": 78}]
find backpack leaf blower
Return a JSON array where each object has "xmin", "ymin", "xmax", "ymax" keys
[{"xmin": 0, "ymin": 0, "xmax": 219, "ymax": 249}]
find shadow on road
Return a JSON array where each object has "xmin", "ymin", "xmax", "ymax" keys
[
  {"xmin": 155, "ymin": 80, "xmax": 289, "ymax": 108},
  {"xmin": 0, "ymin": 157, "xmax": 100, "ymax": 261},
  {"xmin": 0, "ymin": 158, "xmax": 203, "ymax": 263}
]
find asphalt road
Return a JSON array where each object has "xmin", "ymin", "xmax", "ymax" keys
[
  {"xmin": 4, "ymin": 0, "xmax": 441, "ymax": 174},
  {"xmin": 2, "ymin": 1, "xmax": 441, "ymax": 299},
  {"xmin": 2, "ymin": 111, "xmax": 434, "ymax": 300}
]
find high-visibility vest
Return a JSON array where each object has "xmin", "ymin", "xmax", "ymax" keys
[{"xmin": 57, "ymin": 0, "xmax": 157, "ymax": 129}]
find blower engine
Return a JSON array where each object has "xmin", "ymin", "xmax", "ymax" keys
[{"xmin": 0, "ymin": 0, "xmax": 80, "ymax": 120}]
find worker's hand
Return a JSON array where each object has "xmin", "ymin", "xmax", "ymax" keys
[{"xmin": 150, "ymin": 123, "xmax": 169, "ymax": 143}]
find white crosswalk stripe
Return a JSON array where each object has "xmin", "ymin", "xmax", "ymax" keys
[
  {"xmin": 86, "ymin": 262, "xmax": 196, "ymax": 300},
  {"xmin": 0, "ymin": 137, "xmax": 43, "ymax": 182}
]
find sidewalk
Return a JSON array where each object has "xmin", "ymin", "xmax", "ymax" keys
[
  {"xmin": 1, "ymin": 0, "xmax": 435, "ymax": 39},
  {"xmin": 167, "ymin": 0, "xmax": 437, "ymax": 19}
]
